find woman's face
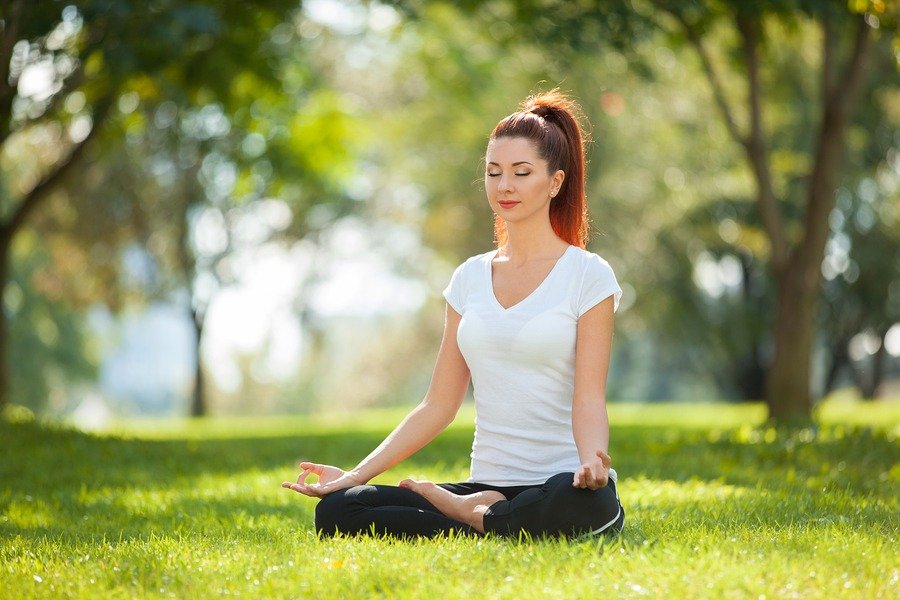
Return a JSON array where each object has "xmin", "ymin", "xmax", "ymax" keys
[{"xmin": 485, "ymin": 136, "xmax": 564, "ymax": 227}]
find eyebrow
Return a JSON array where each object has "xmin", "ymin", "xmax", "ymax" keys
[{"xmin": 486, "ymin": 161, "xmax": 534, "ymax": 167}]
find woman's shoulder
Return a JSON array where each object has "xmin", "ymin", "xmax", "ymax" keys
[
  {"xmin": 569, "ymin": 245, "xmax": 624, "ymax": 314},
  {"xmin": 454, "ymin": 248, "xmax": 495, "ymax": 270},
  {"xmin": 569, "ymin": 245, "xmax": 616, "ymax": 272},
  {"xmin": 445, "ymin": 248, "xmax": 494, "ymax": 285}
]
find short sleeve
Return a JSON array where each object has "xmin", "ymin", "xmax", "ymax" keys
[
  {"xmin": 442, "ymin": 260, "xmax": 468, "ymax": 314},
  {"xmin": 577, "ymin": 254, "xmax": 624, "ymax": 317}
]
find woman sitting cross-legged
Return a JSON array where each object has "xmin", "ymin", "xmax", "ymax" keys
[{"xmin": 283, "ymin": 89, "xmax": 626, "ymax": 539}]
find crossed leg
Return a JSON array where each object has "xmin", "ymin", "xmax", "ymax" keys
[
  {"xmin": 314, "ymin": 473, "xmax": 623, "ymax": 539},
  {"xmin": 314, "ymin": 483, "xmax": 496, "ymax": 538},
  {"xmin": 398, "ymin": 479, "xmax": 506, "ymax": 534}
]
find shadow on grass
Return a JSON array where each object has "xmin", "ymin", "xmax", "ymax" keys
[
  {"xmin": 1, "ymin": 418, "xmax": 896, "ymax": 544},
  {"xmin": 0, "ymin": 419, "xmax": 473, "ymax": 488},
  {"xmin": 0, "ymin": 419, "xmax": 474, "ymax": 543}
]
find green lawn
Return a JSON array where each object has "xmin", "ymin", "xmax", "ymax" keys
[{"xmin": 1, "ymin": 399, "xmax": 898, "ymax": 598}]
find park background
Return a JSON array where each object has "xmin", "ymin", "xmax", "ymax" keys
[
  {"xmin": 1, "ymin": 1, "xmax": 898, "ymax": 598},
  {"xmin": 2, "ymin": 0, "xmax": 898, "ymax": 425}
]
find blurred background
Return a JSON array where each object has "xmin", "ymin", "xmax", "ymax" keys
[{"xmin": 2, "ymin": 0, "xmax": 897, "ymax": 427}]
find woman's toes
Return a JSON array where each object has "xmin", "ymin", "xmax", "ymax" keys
[{"xmin": 399, "ymin": 478, "xmax": 436, "ymax": 495}]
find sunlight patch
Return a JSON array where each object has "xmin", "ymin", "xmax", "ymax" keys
[
  {"xmin": 626, "ymin": 477, "xmax": 751, "ymax": 506},
  {"xmin": 4, "ymin": 497, "xmax": 55, "ymax": 528}
]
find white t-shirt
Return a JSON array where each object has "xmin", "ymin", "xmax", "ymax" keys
[{"xmin": 442, "ymin": 244, "xmax": 624, "ymax": 486}]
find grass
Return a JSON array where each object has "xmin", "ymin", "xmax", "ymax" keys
[{"xmin": 1, "ymin": 399, "xmax": 898, "ymax": 599}]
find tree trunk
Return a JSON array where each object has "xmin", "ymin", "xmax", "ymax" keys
[
  {"xmin": 189, "ymin": 306, "xmax": 206, "ymax": 417},
  {"xmin": 735, "ymin": 250, "xmax": 766, "ymax": 400},
  {"xmin": 763, "ymin": 17, "xmax": 871, "ymax": 423},
  {"xmin": 0, "ymin": 228, "xmax": 10, "ymax": 412},
  {"xmin": 824, "ymin": 335, "xmax": 851, "ymax": 394},
  {"xmin": 735, "ymin": 348, "xmax": 766, "ymax": 401},
  {"xmin": 861, "ymin": 327, "xmax": 888, "ymax": 399},
  {"xmin": 766, "ymin": 263, "xmax": 818, "ymax": 421},
  {"xmin": 765, "ymin": 99, "xmax": 859, "ymax": 421}
]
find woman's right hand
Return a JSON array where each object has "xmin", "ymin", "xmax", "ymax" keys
[{"xmin": 281, "ymin": 462, "xmax": 366, "ymax": 498}]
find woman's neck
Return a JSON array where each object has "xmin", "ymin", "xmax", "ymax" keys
[{"xmin": 500, "ymin": 220, "xmax": 569, "ymax": 264}]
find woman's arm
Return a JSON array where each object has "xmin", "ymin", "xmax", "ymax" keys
[
  {"xmin": 283, "ymin": 303, "xmax": 471, "ymax": 497},
  {"xmin": 349, "ymin": 302, "xmax": 470, "ymax": 481},
  {"xmin": 571, "ymin": 295, "xmax": 616, "ymax": 489}
]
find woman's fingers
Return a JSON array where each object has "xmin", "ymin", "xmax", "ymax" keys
[
  {"xmin": 584, "ymin": 467, "xmax": 597, "ymax": 490},
  {"xmin": 282, "ymin": 482, "xmax": 309, "ymax": 495},
  {"xmin": 595, "ymin": 449, "xmax": 611, "ymax": 467},
  {"xmin": 281, "ymin": 480, "xmax": 326, "ymax": 497},
  {"xmin": 574, "ymin": 460, "xmax": 610, "ymax": 490},
  {"xmin": 589, "ymin": 467, "xmax": 608, "ymax": 489},
  {"xmin": 573, "ymin": 466, "xmax": 588, "ymax": 488},
  {"xmin": 282, "ymin": 462, "xmax": 326, "ymax": 497}
]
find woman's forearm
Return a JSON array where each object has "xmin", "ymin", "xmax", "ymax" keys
[
  {"xmin": 350, "ymin": 399, "xmax": 458, "ymax": 483},
  {"xmin": 572, "ymin": 395, "xmax": 610, "ymax": 463},
  {"xmin": 346, "ymin": 304, "xmax": 469, "ymax": 485}
]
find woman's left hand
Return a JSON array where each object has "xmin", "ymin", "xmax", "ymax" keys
[
  {"xmin": 281, "ymin": 462, "xmax": 364, "ymax": 498},
  {"xmin": 573, "ymin": 449, "xmax": 611, "ymax": 490}
]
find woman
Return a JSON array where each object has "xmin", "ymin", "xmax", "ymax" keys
[{"xmin": 283, "ymin": 89, "xmax": 625, "ymax": 539}]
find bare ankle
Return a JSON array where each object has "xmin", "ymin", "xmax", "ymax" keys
[
  {"xmin": 469, "ymin": 504, "xmax": 491, "ymax": 534},
  {"xmin": 466, "ymin": 492, "xmax": 505, "ymax": 533}
]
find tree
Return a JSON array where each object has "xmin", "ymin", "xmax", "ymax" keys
[
  {"xmin": 0, "ymin": 0, "xmax": 300, "ymax": 412},
  {"xmin": 651, "ymin": 1, "xmax": 892, "ymax": 421},
  {"xmin": 96, "ymin": 86, "xmax": 360, "ymax": 416}
]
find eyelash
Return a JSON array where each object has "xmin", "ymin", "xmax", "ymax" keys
[{"xmin": 486, "ymin": 173, "xmax": 530, "ymax": 177}]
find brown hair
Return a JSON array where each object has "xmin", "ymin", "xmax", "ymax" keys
[{"xmin": 489, "ymin": 88, "xmax": 591, "ymax": 249}]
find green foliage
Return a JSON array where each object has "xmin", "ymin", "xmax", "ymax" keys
[
  {"xmin": 1, "ymin": 401, "xmax": 897, "ymax": 597},
  {"xmin": 7, "ymin": 232, "xmax": 95, "ymax": 412},
  {"xmin": 3, "ymin": 0, "xmax": 371, "ymax": 414}
]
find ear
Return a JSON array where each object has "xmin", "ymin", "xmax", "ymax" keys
[{"xmin": 552, "ymin": 169, "xmax": 565, "ymax": 193}]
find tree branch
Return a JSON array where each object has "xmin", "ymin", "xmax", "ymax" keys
[
  {"xmin": 736, "ymin": 13, "xmax": 789, "ymax": 271},
  {"xmin": 0, "ymin": 0, "xmax": 25, "ymax": 141},
  {"xmin": 797, "ymin": 16, "xmax": 872, "ymax": 271},
  {"xmin": 657, "ymin": 3, "xmax": 746, "ymax": 147},
  {"xmin": 650, "ymin": 2, "xmax": 789, "ymax": 268},
  {"xmin": 822, "ymin": 17, "xmax": 836, "ymax": 101},
  {"xmin": 1, "ymin": 96, "xmax": 113, "ymax": 239},
  {"xmin": 828, "ymin": 14, "xmax": 872, "ymax": 125}
]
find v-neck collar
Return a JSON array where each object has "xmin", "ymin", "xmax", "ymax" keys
[{"xmin": 486, "ymin": 245, "xmax": 574, "ymax": 312}]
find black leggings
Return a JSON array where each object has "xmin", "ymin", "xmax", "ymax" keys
[{"xmin": 314, "ymin": 472, "xmax": 624, "ymax": 539}]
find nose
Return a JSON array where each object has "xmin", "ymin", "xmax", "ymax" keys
[{"xmin": 497, "ymin": 173, "xmax": 514, "ymax": 193}]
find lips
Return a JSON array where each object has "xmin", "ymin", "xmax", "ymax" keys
[{"xmin": 498, "ymin": 201, "xmax": 519, "ymax": 208}]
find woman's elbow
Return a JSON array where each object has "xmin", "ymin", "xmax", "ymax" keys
[{"xmin": 420, "ymin": 391, "xmax": 464, "ymax": 426}]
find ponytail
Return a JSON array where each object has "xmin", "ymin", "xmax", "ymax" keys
[{"xmin": 489, "ymin": 88, "xmax": 591, "ymax": 249}]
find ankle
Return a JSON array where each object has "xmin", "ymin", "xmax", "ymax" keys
[{"xmin": 468, "ymin": 504, "xmax": 491, "ymax": 534}]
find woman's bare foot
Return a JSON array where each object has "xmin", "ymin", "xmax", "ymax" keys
[{"xmin": 399, "ymin": 479, "xmax": 506, "ymax": 534}]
